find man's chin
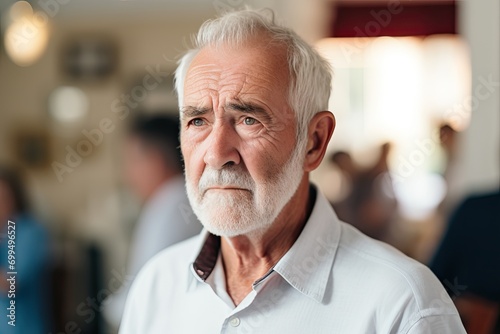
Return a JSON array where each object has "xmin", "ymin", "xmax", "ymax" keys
[
  {"xmin": 200, "ymin": 220, "xmax": 254, "ymax": 238},
  {"xmin": 199, "ymin": 216, "xmax": 272, "ymax": 239}
]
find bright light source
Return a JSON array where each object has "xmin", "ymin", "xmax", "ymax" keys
[
  {"xmin": 3, "ymin": 1, "xmax": 50, "ymax": 67},
  {"xmin": 393, "ymin": 173, "xmax": 447, "ymax": 220},
  {"xmin": 315, "ymin": 35, "xmax": 470, "ymax": 220},
  {"xmin": 49, "ymin": 87, "xmax": 89, "ymax": 123},
  {"xmin": 9, "ymin": 1, "xmax": 33, "ymax": 21}
]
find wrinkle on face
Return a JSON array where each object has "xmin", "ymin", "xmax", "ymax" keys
[
  {"xmin": 181, "ymin": 36, "xmax": 298, "ymax": 185},
  {"xmin": 180, "ymin": 36, "xmax": 309, "ymax": 239}
]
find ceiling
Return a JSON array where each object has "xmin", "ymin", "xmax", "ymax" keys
[{"xmin": 0, "ymin": 0, "xmax": 216, "ymax": 22}]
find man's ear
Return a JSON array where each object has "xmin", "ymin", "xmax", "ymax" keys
[{"xmin": 304, "ymin": 111, "xmax": 336, "ymax": 172}]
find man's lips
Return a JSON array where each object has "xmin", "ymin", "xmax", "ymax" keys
[
  {"xmin": 206, "ymin": 187, "xmax": 248, "ymax": 191},
  {"xmin": 202, "ymin": 186, "xmax": 251, "ymax": 195}
]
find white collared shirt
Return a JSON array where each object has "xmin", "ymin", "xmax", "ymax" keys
[
  {"xmin": 119, "ymin": 187, "xmax": 466, "ymax": 334},
  {"xmin": 104, "ymin": 176, "xmax": 202, "ymax": 328}
]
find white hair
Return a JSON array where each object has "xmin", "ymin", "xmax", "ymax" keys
[{"xmin": 174, "ymin": 9, "xmax": 332, "ymax": 140}]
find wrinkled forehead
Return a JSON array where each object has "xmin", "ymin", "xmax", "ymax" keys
[{"xmin": 183, "ymin": 38, "xmax": 290, "ymax": 106}]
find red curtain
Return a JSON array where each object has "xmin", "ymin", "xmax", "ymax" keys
[{"xmin": 331, "ymin": 1, "xmax": 457, "ymax": 37}]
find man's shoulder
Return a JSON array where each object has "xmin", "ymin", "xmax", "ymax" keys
[
  {"xmin": 336, "ymin": 222, "xmax": 450, "ymax": 309},
  {"xmin": 338, "ymin": 222, "xmax": 421, "ymax": 269},
  {"xmin": 331, "ymin": 222, "xmax": 463, "ymax": 332}
]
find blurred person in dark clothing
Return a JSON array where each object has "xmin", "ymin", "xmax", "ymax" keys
[
  {"xmin": 431, "ymin": 189, "xmax": 500, "ymax": 334},
  {"xmin": 0, "ymin": 166, "xmax": 51, "ymax": 334},
  {"xmin": 103, "ymin": 115, "xmax": 201, "ymax": 329}
]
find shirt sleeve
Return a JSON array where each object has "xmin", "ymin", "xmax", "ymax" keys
[
  {"xmin": 404, "ymin": 314, "xmax": 466, "ymax": 334},
  {"xmin": 118, "ymin": 267, "xmax": 145, "ymax": 334},
  {"xmin": 382, "ymin": 260, "xmax": 467, "ymax": 334}
]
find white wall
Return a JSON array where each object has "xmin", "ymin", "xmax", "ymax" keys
[{"xmin": 458, "ymin": 0, "xmax": 500, "ymax": 195}]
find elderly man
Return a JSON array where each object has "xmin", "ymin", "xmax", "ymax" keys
[{"xmin": 120, "ymin": 10, "xmax": 466, "ymax": 333}]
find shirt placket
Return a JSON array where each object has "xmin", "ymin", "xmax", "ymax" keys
[{"xmin": 219, "ymin": 271, "xmax": 277, "ymax": 333}]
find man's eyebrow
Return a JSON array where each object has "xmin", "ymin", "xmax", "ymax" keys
[
  {"xmin": 181, "ymin": 106, "xmax": 211, "ymax": 118},
  {"xmin": 225, "ymin": 102, "xmax": 272, "ymax": 120}
]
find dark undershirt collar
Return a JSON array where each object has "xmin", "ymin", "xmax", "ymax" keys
[{"xmin": 192, "ymin": 186, "xmax": 317, "ymax": 281}]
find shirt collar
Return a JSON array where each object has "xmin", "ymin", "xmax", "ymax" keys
[
  {"xmin": 273, "ymin": 187, "xmax": 341, "ymax": 303},
  {"xmin": 187, "ymin": 230, "xmax": 215, "ymax": 290},
  {"xmin": 187, "ymin": 185, "xmax": 342, "ymax": 303},
  {"xmin": 192, "ymin": 232, "xmax": 220, "ymax": 281}
]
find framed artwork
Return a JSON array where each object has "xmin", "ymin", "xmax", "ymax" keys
[
  {"xmin": 61, "ymin": 35, "xmax": 118, "ymax": 81},
  {"xmin": 13, "ymin": 129, "xmax": 51, "ymax": 169}
]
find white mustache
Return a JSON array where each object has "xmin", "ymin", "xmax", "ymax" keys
[{"xmin": 198, "ymin": 168, "xmax": 254, "ymax": 194}]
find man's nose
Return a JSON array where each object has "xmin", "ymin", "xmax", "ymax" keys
[{"xmin": 203, "ymin": 122, "xmax": 241, "ymax": 169}]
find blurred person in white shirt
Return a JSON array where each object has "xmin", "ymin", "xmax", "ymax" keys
[{"xmin": 103, "ymin": 115, "xmax": 201, "ymax": 329}]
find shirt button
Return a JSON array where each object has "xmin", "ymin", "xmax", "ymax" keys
[{"xmin": 229, "ymin": 317, "xmax": 240, "ymax": 327}]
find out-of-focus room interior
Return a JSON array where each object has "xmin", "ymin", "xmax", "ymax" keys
[{"xmin": 0, "ymin": 0, "xmax": 498, "ymax": 333}]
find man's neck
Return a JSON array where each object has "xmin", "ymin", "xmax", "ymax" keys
[{"xmin": 220, "ymin": 178, "xmax": 313, "ymax": 306}]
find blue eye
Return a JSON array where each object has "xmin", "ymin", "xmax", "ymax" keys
[
  {"xmin": 244, "ymin": 117, "xmax": 256, "ymax": 125},
  {"xmin": 192, "ymin": 118, "xmax": 205, "ymax": 126}
]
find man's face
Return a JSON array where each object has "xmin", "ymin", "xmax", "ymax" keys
[{"xmin": 180, "ymin": 37, "xmax": 306, "ymax": 237}]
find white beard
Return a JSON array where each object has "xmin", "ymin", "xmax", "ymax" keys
[{"xmin": 185, "ymin": 140, "xmax": 306, "ymax": 237}]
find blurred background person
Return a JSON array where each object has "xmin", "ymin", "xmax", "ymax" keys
[
  {"xmin": 430, "ymin": 188, "xmax": 500, "ymax": 334},
  {"xmin": 437, "ymin": 123, "xmax": 461, "ymax": 216},
  {"xmin": 330, "ymin": 143, "xmax": 398, "ymax": 244},
  {"xmin": 439, "ymin": 124, "xmax": 459, "ymax": 169},
  {"xmin": 103, "ymin": 115, "xmax": 201, "ymax": 330},
  {"xmin": 328, "ymin": 151, "xmax": 357, "ymax": 223},
  {"xmin": 0, "ymin": 166, "xmax": 51, "ymax": 334}
]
